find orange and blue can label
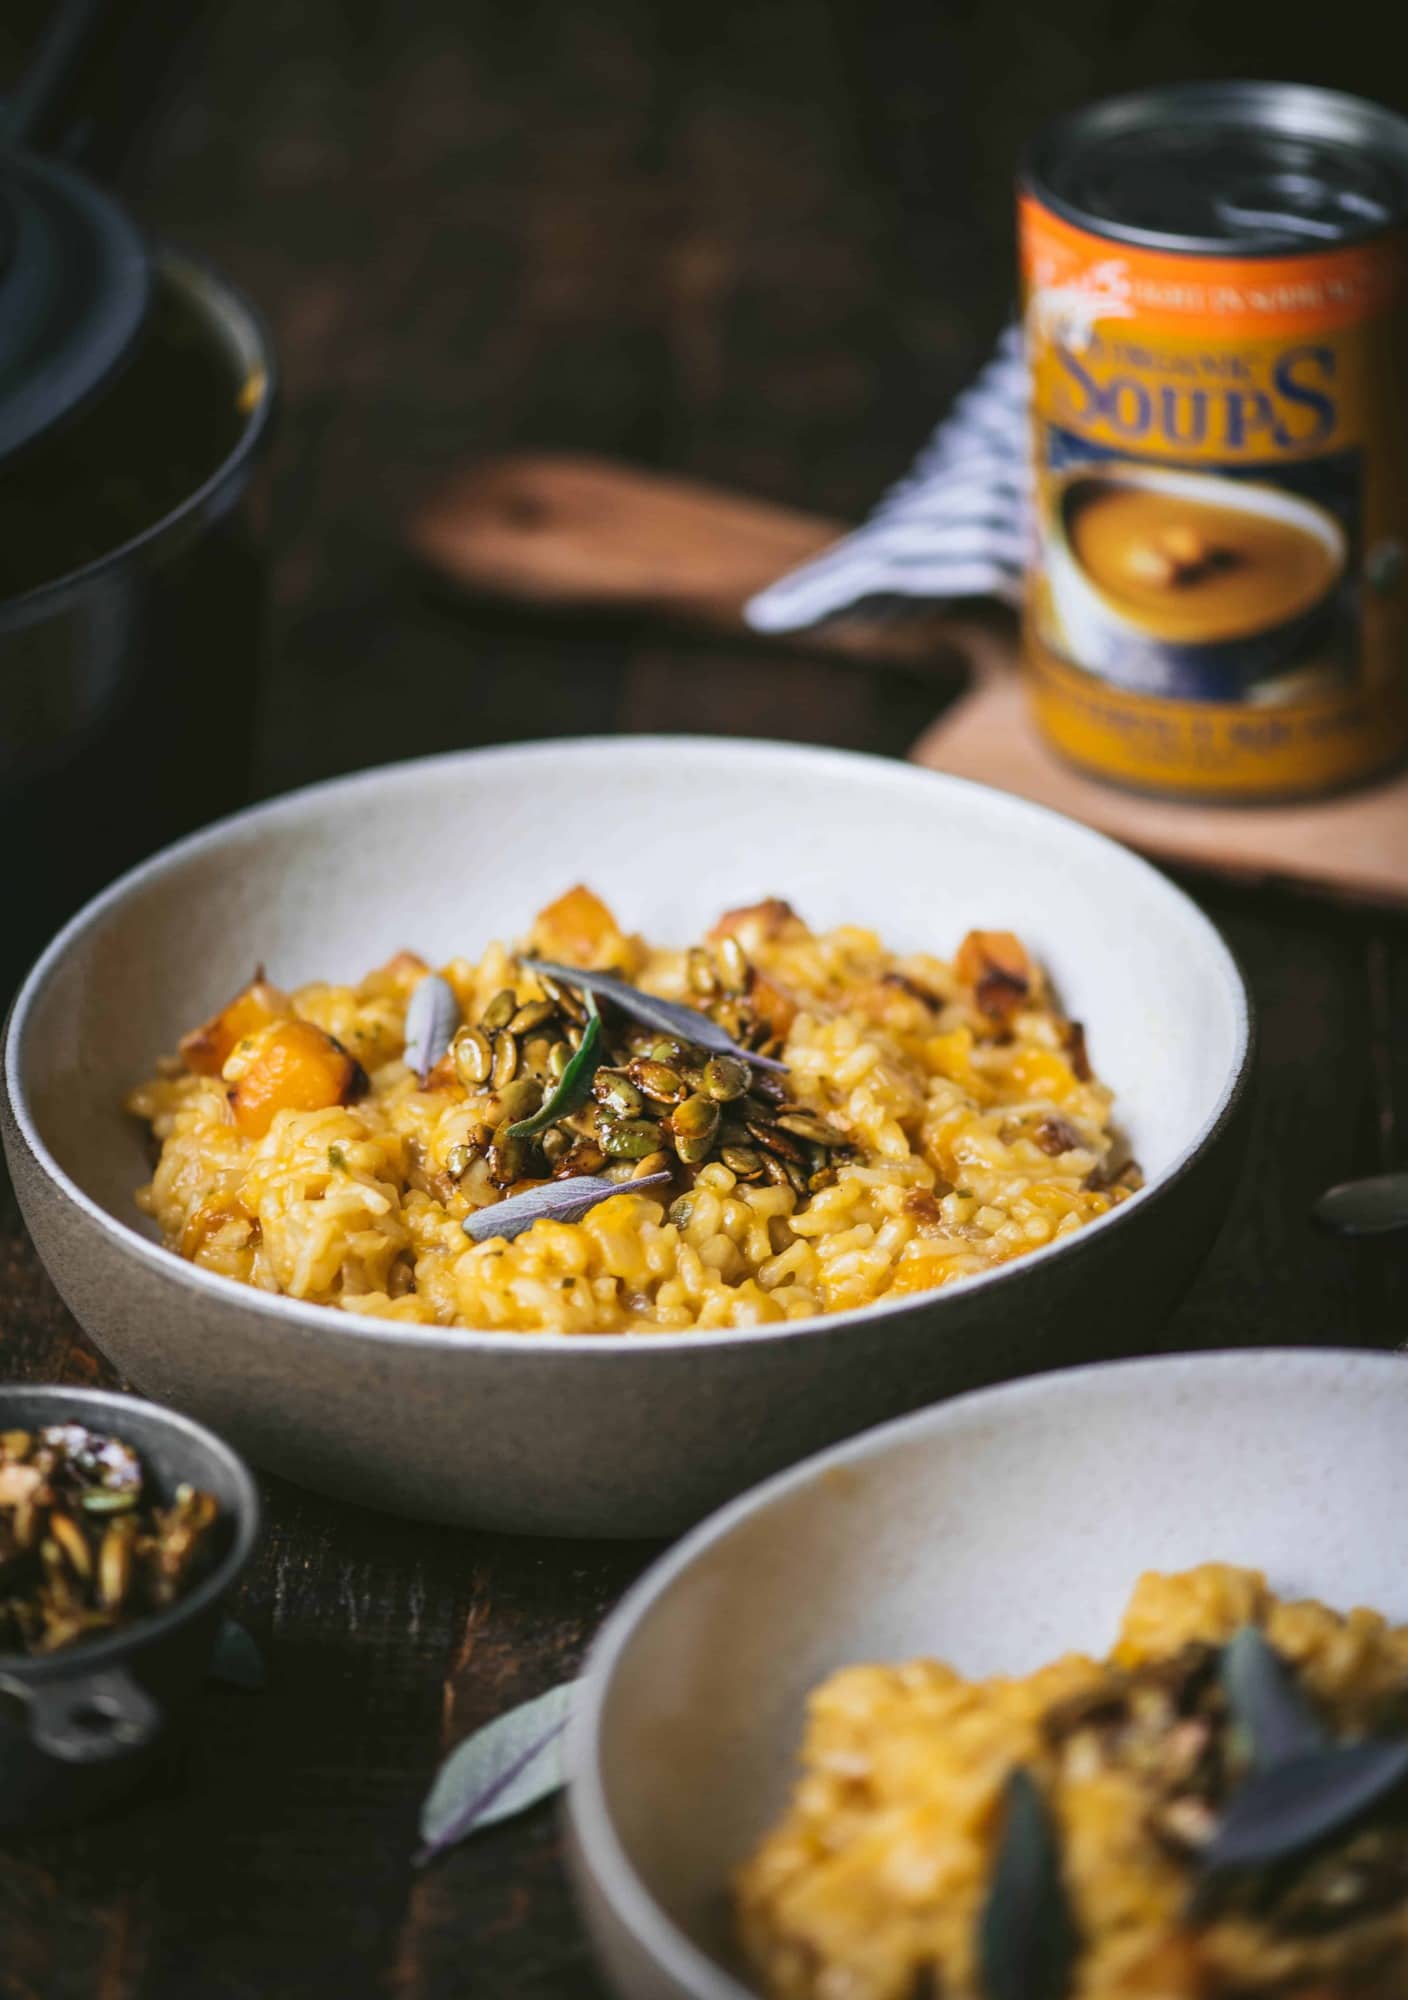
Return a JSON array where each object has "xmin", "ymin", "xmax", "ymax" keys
[{"xmin": 1020, "ymin": 194, "xmax": 1408, "ymax": 798}]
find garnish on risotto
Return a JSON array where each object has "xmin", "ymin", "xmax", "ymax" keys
[{"xmin": 125, "ymin": 887, "xmax": 1139, "ymax": 1334}]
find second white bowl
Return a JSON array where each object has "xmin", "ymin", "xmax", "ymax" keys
[{"xmin": 567, "ymin": 1348, "xmax": 1408, "ymax": 1999}]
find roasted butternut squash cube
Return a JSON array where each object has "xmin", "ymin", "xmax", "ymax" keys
[
  {"xmin": 528, "ymin": 884, "xmax": 623, "ymax": 967},
  {"xmin": 748, "ymin": 969, "xmax": 798, "ymax": 1041},
  {"xmin": 707, "ymin": 898, "xmax": 800, "ymax": 946},
  {"xmin": 180, "ymin": 978, "xmax": 293, "ymax": 1077},
  {"xmin": 226, "ymin": 1019, "xmax": 366, "ymax": 1140},
  {"xmin": 954, "ymin": 929, "xmax": 1033, "ymax": 1024}
]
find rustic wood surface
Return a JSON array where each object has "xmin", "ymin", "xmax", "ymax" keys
[{"xmin": 2, "ymin": 3, "xmax": 1407, "ymax": 1995}]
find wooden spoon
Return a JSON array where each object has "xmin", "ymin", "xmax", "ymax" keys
[{"xmin": 407, "ymin": 450, "xmax": 1010, "ymax": 676}]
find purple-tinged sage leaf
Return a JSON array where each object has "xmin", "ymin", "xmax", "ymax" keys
[
  {"xmin": 1220, "ymin": 1626, "xmax": 1328, "ymax": 1772},
  {"xmin": 518, "ymin": 957, "xmax": 788, "ymax": 1072},
  {"xmin": 978, "ymin": 1767, "xmax": 1075, "ymax": 2000},
  {"xmin": 1201, "ymin": 1737, "xmax": 1408, "ymax": 1874},
  {"xmin": 463, "ymin": 1171, "xmax": 672, "ymax": 1244},
  {"xmin": 404, "ymin": 972, "xmax": 461, "ymax": 1085},
  {"xmin": 208, "ymin": 1617, "xmax": 266, "ymax": 1691},
  {"xmin": 415, "ymin": 1678, "xmax": 576, "ymax": 1865}
]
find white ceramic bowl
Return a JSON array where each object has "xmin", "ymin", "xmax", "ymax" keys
[
  {"xmin": 2, "ymin": 738, "xmax": 1251, "ymax": 1535},
  {"xmin": 566, "ymin": 1348, "xmax": 1408, "ymax": 2000}
]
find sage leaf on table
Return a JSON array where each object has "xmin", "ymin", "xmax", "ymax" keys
[
  {"xmin": 505, "ymin": 1001, "xmax": 603, "ymax": 1137},
  {"xmin": 518, "ymin": 957, "xmax": 788, "ymax": 1072},
  {"xmin": 415, "ymin": 1679, "xmax": 577, "ymax": 1866},
  {"xmin": 1201, "ymin": 1737, "xmax": 1408, "ymax": 1875},
  {"xmin": 208, "ymin": 1616, "xmax": 266, "ymax": 1691},
  {"xmin": 404, "ymin": 972, "xmax": 461, "ymax": 1084},
  {"xmin": 977, "ymin": 1768, "xmax": 1075, "ymax": 2000},
  {"xmin": 463, "ymin": 1171, "xmax": 672, "ymax": 1243},
  {"xmin": 1220, "ymin": 1625, "xmax": 1328, "ymax": 1772}
]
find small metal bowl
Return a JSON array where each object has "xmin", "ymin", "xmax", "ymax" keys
[{"xmin": 0, "ymin": 1385, "xmax": 260, "ymax": 1829}]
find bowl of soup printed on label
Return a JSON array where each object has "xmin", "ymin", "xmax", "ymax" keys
[{"xmin": 1042, "ymin": 461, "xmax": 1350, "ymax": 703}]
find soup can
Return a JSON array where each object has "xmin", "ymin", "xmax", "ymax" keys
[{"xmin": 1020, "ymin": 82, "xmax": 1408, "ymax": 800}]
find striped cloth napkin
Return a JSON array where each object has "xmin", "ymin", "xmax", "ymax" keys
[{"xmin": 746, "ymin": 324, "xmax": 1030, "ymax": 631}]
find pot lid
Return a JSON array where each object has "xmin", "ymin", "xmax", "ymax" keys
[{"xmin": 0, "ymin": 148, "xmax": 151, "ymax": 462}]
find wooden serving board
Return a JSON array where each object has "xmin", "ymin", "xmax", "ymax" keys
[
  {"xmin": 910, "ymin": 666, "xmax": 1408, "ymax": 910},
  {"xmin": 411, "ymin": 454, "xmax": 1408, "ymax": 909}
]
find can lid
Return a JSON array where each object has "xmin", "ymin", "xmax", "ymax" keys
[
  {"xmin": 1025, "ymin": 82, "xmax": 1408, "ymax": 255},
  {"xmin": 0, "ymin": 148, "xmax": 151, "ymax": 462}
]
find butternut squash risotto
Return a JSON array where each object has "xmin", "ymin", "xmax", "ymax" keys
[
  {"xmin": 127, "ymin": 887, "xmax": 1137, "ymax": 1334},
  {"xmin": 738, "ymin": 1565, "xmax": 1408, "ymax": 2000}
]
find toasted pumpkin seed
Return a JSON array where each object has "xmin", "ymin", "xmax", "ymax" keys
[
  {"xmin": 540, "ymin": 1126, "xmax": 572, "ymax": 1164},
  {"xmin": 669, "ymin": 1195, "xmax": 695, "ymax": 1227},
  {"xmin": 784, "ymin": 1159, "xmax": 811, "ymax": 1196},
  {"xmin": 716, "ymin": 935, "xmax": 750, "ymax": 994},
  {"xmin": 776, "ymin": 1112, "xmax": 844, "ymax": 1146},
  {"xmin": 445, "ymin": 1142, "xmax": 477, "ymax": 1178},
  {"xmin": 536, "ymin": 973, "xmax": 585, "ymax": 1022},
  {"xmin": 748, "ymin": 1120, "xmax": 807, "ymax": 1164},
  {"xmin": 486, "ymin": 1135, "xmax": 528, "ymax": 1185},
  {"xmin": 547, "ymin": 1040, "xmax": 572, "ymax": 1081},
  {"xmin": 508, "ymin": 998, "xmax": 557, "ymax": 1036},
  {"xmin": 490, "ymin": 1030, "xmax": 519, "ymax": 1090},
  {"xmin": 633, "ymin": 1151, "xmax": 673, "ymax": 1180},
  {"xmin": 687, "ymin": 948, "xmax": 718, "ymax": 997},
  {"xmin": 761, "ymin": 1153, "xmax": 793, "ymax": 1188},
  {"xmin": 559, "ymin": 1139, "xmax": 607, "ymax": 1177},
  {"xmin": 673, "ymin": 1094, "xmax": 722, "ymax": 1143},
  {"xmin": 721, "ymin": 1145, "xmax": 764, "ymax": 1177},
  {"xmin": 629, "ymin": 1059, "xmax": 683, "ymax": 1102},
  {"xmin": 481, "ymin": 989, "xmax": 517, "ymax": 1033},
  {"xmin": 649, "ymin": 1038, "xmax": 686, "ymax": 1064},
  {"xmin": 98, "ymin": 1523, "xmax": 134, "ymax": 1610},
  {"xmin": 497, "ymin": 1077, "xmax": 543, "ymax": 1125},
  {"xmin": 452, "ymin": 1026, "xmax": 493, "ymax": 1088},
  {"xmin": 48, "ymin": 1512, "xmax": 92, "ymax": 1581},
  {"xmin": 595, "ymin": 1074, "xmax": 644, "ymax": 1119},
  {"xmin": 702, "ymin": 1055, "xmax": 751, "ymax": 1101},
  {"xmin": 599, "ymin": 1117, "xmax": 663, "ymax": 1160}
]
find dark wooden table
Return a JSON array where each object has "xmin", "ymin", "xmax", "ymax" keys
[{"xmin": 2, "ymin": 4, "xmax": 1407, "ymax": 1995}]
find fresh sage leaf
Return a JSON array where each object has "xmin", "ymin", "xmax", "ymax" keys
[
  {"xmin": 506, "ymin": 1002, "xmax": 603, "ymax": 1138},
  {"xmin": 978, "ymin": 1767, "xmax": 1075, "ymax": 2000},
  {"xmin": 1201, "ymin": 1737, "xmax": 1408, "ymax": 1874},
  {"xmin": 519, "ymin": 957, "xmax": 788, "ymax": 1071},
  {"xmin": 208, "ymin": 1616, "xmax": 266, "ymax": 1691},
  {"xmin": 463, "ymin": 1171, "xmax": 672, "ymax": 1244},
  {"xmin": 404, "ymin": 972, "xmax": 461, "ymax": 1084},
  {"xmin": 415, "ymin": 1678, "xmax": 576, "ymax": 1865},
  {"xmin": 1220, "ymin": 1626, "xmax": 1328, "ymax": 1771}
]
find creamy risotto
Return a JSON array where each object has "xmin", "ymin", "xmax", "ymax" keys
[
  {"xmin": 127, "ymin": 887, "xmax": 1137, "ymax": 1334},
  {"xmin": 738, "ymin": 1565, "xmax": 1408, "ymax": 2000}
]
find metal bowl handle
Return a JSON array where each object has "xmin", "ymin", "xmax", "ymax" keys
[{"xmin": 12, "ymin": 1666, "xmax": 161, "ymax": 1764}]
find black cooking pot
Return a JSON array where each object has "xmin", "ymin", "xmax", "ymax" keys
[{"xmin": 0, "ymin": 8, "xmax": 276, "ymax": 991}]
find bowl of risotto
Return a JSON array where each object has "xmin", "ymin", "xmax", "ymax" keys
[
  {"xmin": 566, "ymin": 1348, "xmax": 1408, "ymax": 2000},
  {"xmin": 2, "ymin": 737, "xmax": 1250, "ymax": 1534}
]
